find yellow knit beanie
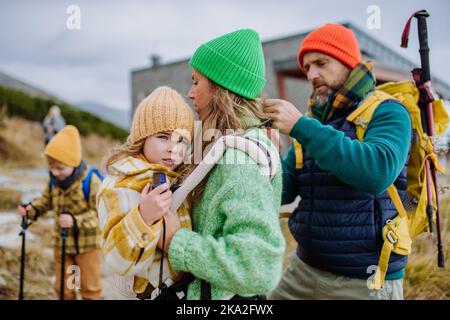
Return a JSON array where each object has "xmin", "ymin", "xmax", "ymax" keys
[
  {"xmin": 44, "ymin": 125, "xmax": 82, "ymax": 167},
  {"xmin": 130, "ymin": 86, "xmax": 194, "ymax": 143}
]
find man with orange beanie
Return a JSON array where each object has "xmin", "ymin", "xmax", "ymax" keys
[
  {"xmin": 265, "ymin": 24, "xmax": 411, "ymax": 299},
  {"xmin": 17, "ymin": 125, "xmax": 103, "ymax": 299}
]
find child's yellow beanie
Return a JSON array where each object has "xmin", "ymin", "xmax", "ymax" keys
[
  {"xmin": 130, "ymin": 86, "xmax": 194, "ymax": 143},
  {"xmin": 44, "ymin": 125, "xmax": 82, "ymax": 167}
]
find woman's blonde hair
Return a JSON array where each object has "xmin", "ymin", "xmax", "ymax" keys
[{"xmin": 186, "ymin": 80, "xmax": 268, "ymax": 202}]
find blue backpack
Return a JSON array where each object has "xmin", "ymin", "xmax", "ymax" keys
[{"xmin": 49, "ymin": 167, "xmax": 104, "ymax": 201}]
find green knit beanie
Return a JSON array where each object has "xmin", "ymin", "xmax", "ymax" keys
[{"xmin": 189, "ymin": 29, "xmax": 266, "ymax": 100}]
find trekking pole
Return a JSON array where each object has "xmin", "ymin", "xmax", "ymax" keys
[
  {"xmin": 60, "ymin": 227, "xmax": 68, "ymax": 300},
  {"xmin": 401, "ymin": 10, "xmax": 445, "ymax": 267},
  {"xmin": 18, "ymin": 204, "xmax": 31, "ymax": 300}
]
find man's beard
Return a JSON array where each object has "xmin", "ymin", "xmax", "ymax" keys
[
  {"xmin": 310, "ymin": 87, "xmax": 337, "ymax": 106},
  {"xmin": 310, "ymin": 71, "xmax": 349, "ymax": 106}
]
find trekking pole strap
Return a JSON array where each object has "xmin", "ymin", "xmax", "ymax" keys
[
  {"xmin": 200, "ymin": 280, "xmax": 212, "ymax": 300},
  {"xmin": 60, "ymin": 228, "xmax": 68, "ymax": 300},
  {"xmin": 66, "ymin": 213, "xmax": 80, "ymax": 255}
]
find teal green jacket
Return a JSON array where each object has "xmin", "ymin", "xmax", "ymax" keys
[
  {"xmin": 169, "ymin": 129, "xmax": 286, "ymax": 299},
  {"xmin": 283, "ymin": 102, "xmax": 411, "ymax": 280}
]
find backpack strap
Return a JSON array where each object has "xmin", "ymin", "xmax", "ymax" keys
[
  {"xmin": 346, "ymin": 90, "xmax": 397, "ymax": 141},
  {"xmin": 170, "ymin": 134, "xmax": 280, "ymax": 215},
  {"xmin": 82, "ymin": 168, "xmax": 93, "ymax": 201},
  {"xmin": 370, "ymin": 184, "xmax": 412, "ymax": 290},
  {"xmin": 291, "ymin": 91, "xmax": 395, "ymax": 171},
  {"xmin": 294, "ymin": 140, "xmax": 303, "ymax": 169},
  {"xmin": 82, "ymin": 167, "xmax": 103, "ymax": 202},
  {"xmin": 348, "ymin": 91, "xmax": 413, "ymax": 290}
]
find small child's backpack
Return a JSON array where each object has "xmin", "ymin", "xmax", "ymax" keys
[{"xmin": 292, "ymin": 80, "xmax": 449, "ymax": 290}]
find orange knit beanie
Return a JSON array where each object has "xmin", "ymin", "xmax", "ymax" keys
[{"xmin": 298, "ymin": 24, "xmax": 361, "ymax": 72}]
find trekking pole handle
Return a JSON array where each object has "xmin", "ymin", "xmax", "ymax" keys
[
  {"xmin": 19, "ymin": 204, "xmax": 30, "ymax": 235},
  {"xmin": 61, "ymin": 227, "xmax": 68, "ymax": 240},
  {"xmin": 59, "ymin": 210, "xmax": 74, "ymax": 238},
  {"xmin": 414, "ymin": 10, "xmax": 431, "ymax": 82}
]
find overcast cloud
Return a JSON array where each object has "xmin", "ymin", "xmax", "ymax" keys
[{"xmin": 0, "ymin": 0, "xmax": 449, "ymax": 111}]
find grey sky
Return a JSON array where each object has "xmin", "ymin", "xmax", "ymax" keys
[{"xmin": 0, "ymin": 0, "xmax": 449, "ymax": 111}]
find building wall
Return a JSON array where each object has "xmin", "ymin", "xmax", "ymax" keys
[
  {"xmin": 131, "ymin": 60, "xmax": 193, "ymax": 120},
  {"xmin": 262, "ymin": 35, "xmax": 309, "ymax": 109}
]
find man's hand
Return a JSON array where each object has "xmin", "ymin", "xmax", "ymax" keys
[
  {"xmin": 265, "ymin": 99, "xmax": 303, "ymax": 135},
  {"xmin": 59, "ymin": 213, "xmax": 74, "ymax": 228}
]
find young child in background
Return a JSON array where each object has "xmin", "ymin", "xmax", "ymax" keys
[
  {"xmin": 97, "ymin": 86, "xmax": 194, "ymax": 300},
  {"xmin": 18, "ymin": 125, "xmax": 103, "ymax": 300}
]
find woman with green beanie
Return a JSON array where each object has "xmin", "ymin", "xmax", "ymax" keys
[{"xmin": 162, "ymin": 29, "xmax": 286, "ymax": 300}]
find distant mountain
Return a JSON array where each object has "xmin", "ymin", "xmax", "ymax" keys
[
  {"xmin": 0, "ymin": 69, "xmax": 61, "ymax": 101},
  {"xmin": 75, "ymin": 101, "xmax": 130, "ymax": 129}
]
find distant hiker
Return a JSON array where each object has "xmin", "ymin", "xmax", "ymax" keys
[
  {"xmin": 42, "ymin": 105, "xmax": 65, "ymax": 145},
  {"xmin": 17, "ymin": 125, "xmax": 103, "ymax": 300},
  {"xmin": 97, "ymin": 86, "xmax": 195, "ymax": 300},
  {"xmin": 265, "ymin": 24, "xmax": 411, "ymax": 300},
  {"xmin": 164, "ymin": 29, "xmax": 285, "ymax": 300}
]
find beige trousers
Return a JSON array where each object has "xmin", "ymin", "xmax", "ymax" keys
[
  {"xmin": 54, "ymin": 248, "xmax": 102, "ymax": 300},
  {"xmin": 269, "ymin": 253, "xmax": 404, "ymax": 300}
]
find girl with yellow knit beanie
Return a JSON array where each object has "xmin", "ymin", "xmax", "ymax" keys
[{"xmin": 97, "ymin": 86, "xmax": 195, "ymax": 300}]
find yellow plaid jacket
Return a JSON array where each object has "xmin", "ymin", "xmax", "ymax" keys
[
  {"xmin": 28, "ymin": 167, "xmax": 102, "ymax": 254},
  {"xmin": 96, "ymin": 155, "xmax": 192, "ymax": 295}
]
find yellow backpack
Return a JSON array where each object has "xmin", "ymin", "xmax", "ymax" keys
[{"xmin": 292, "ymin": 80, "xmax": 449, "ymax": 290}]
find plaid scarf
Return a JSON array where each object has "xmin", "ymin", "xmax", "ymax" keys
[{"xmin": 309, "ymin": 61, "xmax": 376, "ymax": 123}]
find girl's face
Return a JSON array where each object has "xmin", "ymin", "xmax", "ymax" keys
[
  {"xmin": 142, "ymin": 130, "xmax": 189, "ymax": 170},
  {"xmin": 187, "ymin": 69, "xmax": 213, "ymax": 119}
]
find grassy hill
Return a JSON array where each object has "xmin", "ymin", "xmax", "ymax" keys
[
  {"xmin": 0, "ymin": 116, "xmax": 119, "ymax": 169},
  {"xmin": 0, "ymin": 86, "xmax": 128, "ymax": 140}
]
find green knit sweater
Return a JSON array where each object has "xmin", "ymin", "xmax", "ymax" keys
[{"xmin": 168, "ymin": 128, "xmax": 286, "ymax": 300}]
